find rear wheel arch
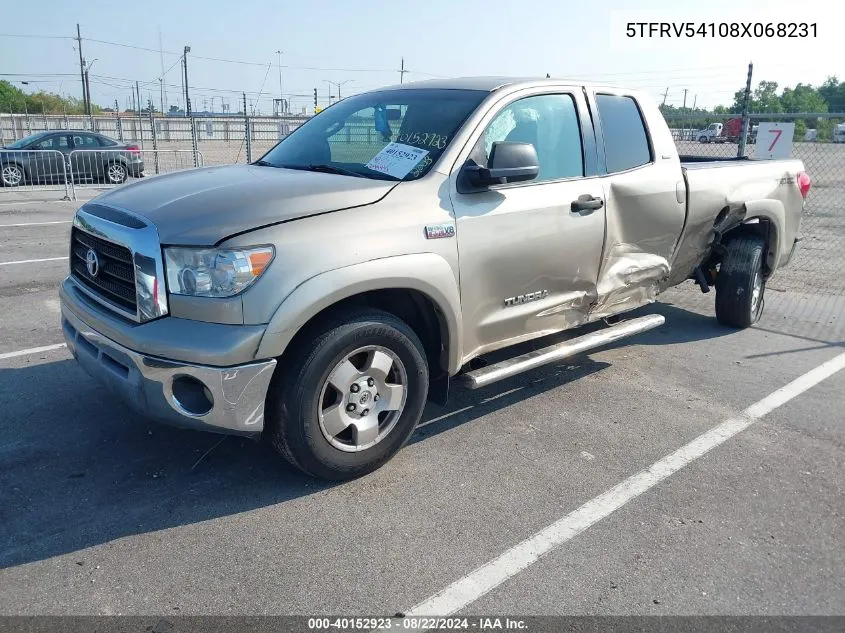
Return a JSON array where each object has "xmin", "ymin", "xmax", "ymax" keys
[{"xmin": 720, "ymin": 201, "xmax": 785, "ymax": 276}]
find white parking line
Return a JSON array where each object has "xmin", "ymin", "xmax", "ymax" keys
[
  {"xmin": 405, "ymin": 350, "xmax": 845, "ymax": 618},
  {"xmin": 0, "ymin": 220, "xmax": 72, "ymax": 227},
  {"xmin": 0, "ymin": 343, "xmax": 67, "ymax": 361},
  {"xmin": 0, "ymin": 256, "xmax": 68, "ymax": 266}
]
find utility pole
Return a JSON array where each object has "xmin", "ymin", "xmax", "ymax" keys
[
  {"xmin": 84, "ymin": 67, "xmax": 92, "ymax": 115},
  {"xmin": 399, "ymin": 57, "xmax": 407, "ymax": 84},
  {"xmin": 682, "ymin": 89, "xmax": 688, "ymax": 140},
  {"xmin": 738, "ymin": 61, "xmax": 754, "ymax": 158},
  {"xmin": 76, "ymin": 24, "xmax": 88, "ymax": 116},
  {"xmin": 313, "ymin": 88, "xmax": 318, "ymax": 113},
  {"xmin": 662, "ymin": 87, "xmax": 669, "ymax": 109},
  {"xmin": 276, "ymin": 50, "xmax": 284, "ymax": 114},
  {"xmin": 158, "ymin": 28, "xmax": 167, "ymax": 114},
  {"xmin": 182, "ymin": 46, "xmax": 192, "ymax": 118},
  {"xmin": 243, "ymin": 91, "xmax": 252, "ymax": 163},
  {"xmin": 135, "ymin": 80, "xmax": 144, "ymax": 149},
  {"xmin": 114, "ymin": 99, "xmax": 123, "ymax": 141},
  {"xmin": 692, "ymin": 95, "xmax": 697, "ymax": 111},
  {"xmin": 183, "ymin": 45, "xmax": 197, "ymax": 166}
]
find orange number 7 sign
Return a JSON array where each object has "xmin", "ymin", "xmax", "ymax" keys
[{"xmin": 768, "ymin": 129, "xmax": 783, "ymax": 152}]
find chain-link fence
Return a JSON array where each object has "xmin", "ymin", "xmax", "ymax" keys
[
  {"xmin": 2, "ymin": 111, "xmax": 843, "ymax": 297},
  {"xmin": 0, "ymin": 113, "xmax": 309, "ymax": 167},
  {"xmin": 665, "ymin": 112, "xmax": 845, "ymax": 296}
]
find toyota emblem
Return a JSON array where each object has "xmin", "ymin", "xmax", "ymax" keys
[{"xmin": 85, "ymin": 248, "xmax": 99, "ymax": 277}]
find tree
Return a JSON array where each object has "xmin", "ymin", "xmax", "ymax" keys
[
  {"xmin": 0, "ymin": 80, "xmax": 99, "ymax": 114},
  {"xmin": 0, "ymin": 80, "xmax": 27, "ymax": 113},
  {"xmin": 729, "ymin": 81, "xmax": 783, "ymax": 113},
  {"xmin": 781, "ymin": 84, "xmax": 827, "ymax": 113},
  {"xmin": 818, "ymin": 76, "xmax": 845, "ymax": 111}
]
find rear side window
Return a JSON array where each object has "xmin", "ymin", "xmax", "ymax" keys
[
  {"xmin": 72, "ymin": 134, "xmax": 100, "ymax": 148},
  {"xmin": 596, "ymin": 94, "xmax": 651, "ymax": 173}
]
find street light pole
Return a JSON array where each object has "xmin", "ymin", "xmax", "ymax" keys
[{"xmin": 323, "ymin": 79, "xmax": 353, "ymax": 102}]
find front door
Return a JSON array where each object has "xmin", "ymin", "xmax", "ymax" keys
[
  {"xmin": 29, "ymin": 134, "xmax": 70, "ymax": 182},
  {"xmin": 450, "ymin": 89, "xmax": 606, "ymax": 360}
]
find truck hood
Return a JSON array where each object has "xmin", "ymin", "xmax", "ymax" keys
[{"xmin": 92, "ymin": 164, "xmax": 397, "ymax": 245}]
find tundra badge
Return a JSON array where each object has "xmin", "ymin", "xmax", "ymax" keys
[{"xmin": 504, "ymin": 290, "xmax": 549, "ymax": 307}]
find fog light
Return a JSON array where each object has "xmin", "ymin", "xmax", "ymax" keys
[{"xmin": 171, "ymin": 375, "xmax": 214, "ymax": 416}]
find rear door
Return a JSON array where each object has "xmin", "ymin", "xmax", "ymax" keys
[
  {"xmin": 450, "ymin": 87, "xmax": 606, "ymax": 359},
  {"xmin": 588, "ymin": 91, "xmax": 686, "ymax": 316},
  {"xmin": 70, "ymin": 133, "xmax": 104, "ymax": 179}
]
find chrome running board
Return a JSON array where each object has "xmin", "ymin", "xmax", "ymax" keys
[{"xmin": 461, "ymin": 314, "xmax": 665, "ymax": 390}]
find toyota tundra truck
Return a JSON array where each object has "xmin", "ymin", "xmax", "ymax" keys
[{"xmin": 60, "ymin": 77, "xmax": 811, "ymax": 480}]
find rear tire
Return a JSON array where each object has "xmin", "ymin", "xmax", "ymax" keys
[
  {"xmin": 105, "ymin": 161, "xmax": 128, "ymax": 184},
  {"xmin": 715, "ymin": 234, "xmax": 767, "ymax": 328},
  {"xmin": 266, "ymin": 308, "xmax": 429, "ymax": 480}
]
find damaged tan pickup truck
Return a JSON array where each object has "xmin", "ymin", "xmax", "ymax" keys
[{"xmin": 61, "ymin": 77, "xmax": 811, "ymax": 479}]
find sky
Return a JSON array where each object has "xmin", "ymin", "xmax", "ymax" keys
[{"xmin": 1, "ymin": 0, "xmax": 842, "ymax": 115}]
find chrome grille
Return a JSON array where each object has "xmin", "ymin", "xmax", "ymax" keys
[{"xmin": 70, "ymin": 227, "xmax": 137, "ymax": 313}]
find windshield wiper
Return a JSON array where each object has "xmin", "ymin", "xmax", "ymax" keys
[
  {"xmin": 252, "ymin": 159, "xmax": 276, "ymax": 167},
  {"xmin": 303, "ymin": 164, "xmax": 366, "ymax": 178}
]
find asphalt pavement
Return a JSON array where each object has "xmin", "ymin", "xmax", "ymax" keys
[{"xmin": 0, "ymin": 195, "xmax": 843, "ymax": 618}]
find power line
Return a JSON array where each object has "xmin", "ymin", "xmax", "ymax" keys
[{"xmin": 0, "ymin": 33, "xmax": 73, "ymax": 40}]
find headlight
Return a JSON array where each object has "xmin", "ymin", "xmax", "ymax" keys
[{"xmin": 164, "ymin": 246, "xmax": 274, "ymax": 298}]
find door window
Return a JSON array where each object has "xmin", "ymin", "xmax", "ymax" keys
[
  {"xmin": 475, "ymin": 94, "xmax": 584, "ymax": 182},
  {"xmin": 34, "ymin": 135, "xmax": 69, "ymax": 150}
]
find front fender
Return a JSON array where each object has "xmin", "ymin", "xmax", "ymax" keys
[{"xmin": 255, "ymin": 253, "xmax": 463, "ymax": 373}]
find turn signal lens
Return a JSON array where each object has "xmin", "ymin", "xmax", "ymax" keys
[{"xmin": 248, "ymin": 250, "xmax": 274, "ymax": 276}]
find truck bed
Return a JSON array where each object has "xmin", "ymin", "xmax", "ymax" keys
[{"xmin": 666, "ymin": 157, "xmax": 806, "ymax": 289}]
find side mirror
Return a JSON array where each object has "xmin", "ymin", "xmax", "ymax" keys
[{"xmin": 464, "ymin": 141, "xmax": 539, "ymax": 187}]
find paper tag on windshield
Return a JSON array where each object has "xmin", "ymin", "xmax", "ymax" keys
[{"xmin": 365, "ymin": 143, "xmax": 429, "ymax": 179}]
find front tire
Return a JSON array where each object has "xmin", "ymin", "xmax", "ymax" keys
[
  {"xmin": 1, "ymin": 163, "xmax": 25, "ymax": 187},
  {"xmin": 715, "ymin": 234, "xmax": 767, "ymax": 328},
  {"xmin": 266, "ymin": 308, "xmax": 429, "ymax": 480}
]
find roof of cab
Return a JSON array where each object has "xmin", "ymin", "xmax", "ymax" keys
[{"xmin": 375, "ymin": 76, "xmax": 623, "ymax": 92}]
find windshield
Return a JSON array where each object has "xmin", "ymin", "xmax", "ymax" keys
[
  {"xmin": 4, "ymin": 132, "xmax": 49, "ymax": 149},
  {"xmin": 257, "ymin": 88, "xmax": 487, "ymax": 181}
]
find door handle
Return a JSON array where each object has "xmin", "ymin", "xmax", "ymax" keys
[{"xmin": 571, "ymin": 195, "xmax": 604, "ymax": 214}]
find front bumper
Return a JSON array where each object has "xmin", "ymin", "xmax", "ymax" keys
[{"xmin": 61, "ymin": 303, "xmax": 277, "ymax": 437}]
